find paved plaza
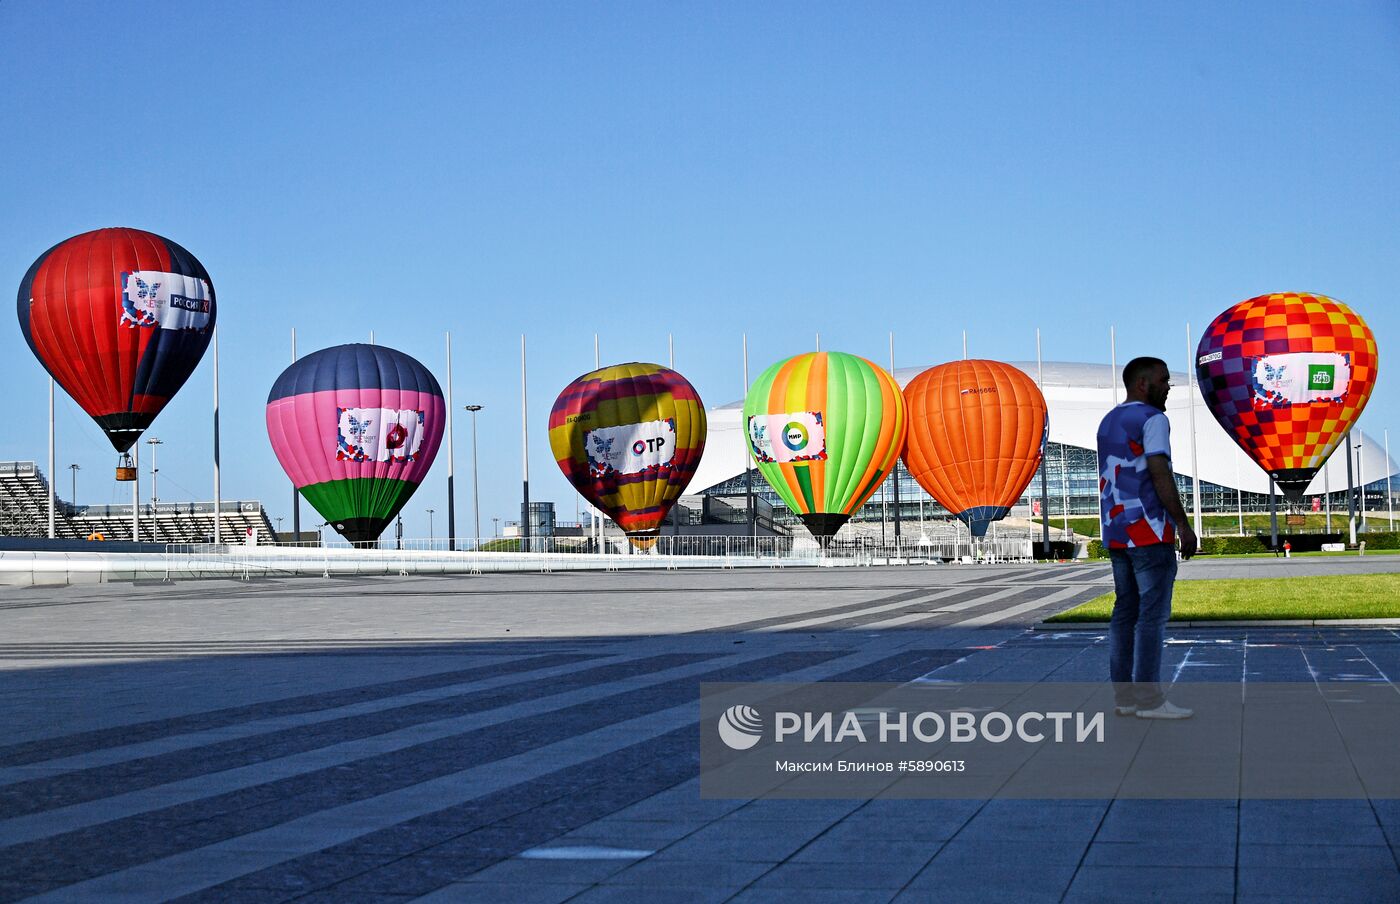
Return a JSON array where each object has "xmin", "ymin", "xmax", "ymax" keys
[{"xmin": 1, "ymin": 557, "xmax": 1399, "ymax": 902}]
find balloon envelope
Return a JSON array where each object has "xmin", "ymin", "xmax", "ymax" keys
[
  {"xmin": 266, "ymin": 344, "xmax": 445, "ymax": 544},
  {"xmin": 1196, "ymin": 293, "xmax": 1378, "ymax": 502},
  {"xmin": 743, "ymin": 351, "xmax": 906, "ymax": 541},
  {"xmin": 903, "ymin": 360, "xmax": 1047, "ymax": 538},
  {"xmin": 548, "ymin": 363, "xmax": 706, "ymax": 548},
  {"xmin": 17, "ymin": 227, "xmax": 216, "ymax": 452}
]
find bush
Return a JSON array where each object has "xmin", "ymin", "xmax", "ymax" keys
[
  {"xmin": 1087, "ymin": 540, "xmax": 1106, "ymax": 559},
  {"xmin": 1360, "ymin": 531, "xmax": 1400, "ymax": 550}
]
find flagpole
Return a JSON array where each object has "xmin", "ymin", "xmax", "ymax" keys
[
  {"xmin": 1186, "ymin": 322, "xmax": 1202, "ymax": 537},
  {"xmin": 744, "ymin": 333, "xmax": 755, "ymax": 543},
  {"xmin": 47, "ymin": 377, "xmax": 55, "ymax": 538},
  {"xmin": 520, "ymin": 334, "xmax": 530, "ymax": 549},
  {"xmin": 214, "ymin": 326, "xmax": 222, "ymax": 544},
  {"xmin": 1037, "ymin": 329, "xmax": 1050, "ymax": 556},
  {"xmin": 133, "ymin": 442, "xmax": 140, "ymax": 542},
  {"xmin": 889, "ymin": 331, "xmax": 900, "ymax": 546},
  {"xmin": 1110, "ymin": 326, "xmax": 1118, "ymax": 405},
  {"xmin": 446, "ymin": 331, "xmax": 456, "ymax": 551},
  {"xmin": 290, "ymin": 328, "xmax": 298, "ymax": 540}
]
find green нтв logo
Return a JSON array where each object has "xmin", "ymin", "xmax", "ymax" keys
[{"xmin": 1308, "ymin": 364, "xmax": 1335, "ymax": 390}]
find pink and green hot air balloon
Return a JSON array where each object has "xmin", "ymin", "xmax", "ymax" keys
[{"xmin": 266, "ymin": 344, "xmax": 445, "ymax": 544}]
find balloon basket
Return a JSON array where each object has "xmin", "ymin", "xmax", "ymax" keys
[{"xmin": 115, "ymin": 454, "xmax": 136, "ymax": 482}]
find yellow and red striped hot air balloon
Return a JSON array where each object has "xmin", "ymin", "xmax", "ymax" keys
[
  {"xmin": 549, "ymin": 363, "xmax": 706, "ymax": 548},
  {"xmin": 743, "ymin": 351, "xmax": 906, "ymax": 542}
]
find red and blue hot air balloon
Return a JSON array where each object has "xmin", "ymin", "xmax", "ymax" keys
[
  {"xmin": 17, "ymin": 227, "xmax": 216, "ymax": 471},
  {"xmin": 266, "ymin": 344, "xmax": 445, "ymax": 545}
]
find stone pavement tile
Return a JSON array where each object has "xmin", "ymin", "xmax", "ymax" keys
[
  {"xmin": 407, "ymin": 880, "xmax": 589, "ymax": 903},
  {"xmin": 749, "ymin": 859, "xmax": 924, "ymax": 890},
  {"xmin": 1238, "ymin": 842, "xmax": 1398, "ymax": 869},
  {"xmin": 298, "ymin": 855, "xmax": 495, "ymax": 897},
  {"xmin": 0, "ymin": 878, "xmax": 66, "ymax": 900},
  {"xmin": 600, "ymin": 858, "xmax": 773, "ymax": 888},
  {"xmin": 897, "ymin": 858, "xmax": 1076, "ymax": 904},
  {"xmin": 723, "ymin": 798, "xmax": 865, "ymax": 822},
  {"xmin": 727, "ymin": 888, "xmax": 895, "ymax": 904},
  {"xmin": 557, "ymin": 817, "xmax": 704, "ymax": 847},
  {"xmin": 1237, "ymin": 866, "xmax": 1400, "ymax": 903},
  {"xmin": 1239, "ymin": 800, "xmax": 1388, "ymax": 846},
  {"xmin": 1061, "ymin": 865, "xmax": 1234, "ymax": 903},
  {"xmin": 832, "ymin": 811, "xmax": 976, "ymax": 842},
  {"xmin": 1083, "ymin": 841, "xmax": 1234, "ymax": 867},
  {"xmin": 1093, "ymin": 799, "xmax": 1237, "ymax": 846},
  {"xmin": 649, "ymin": 818, "xmax": 825, "ymax": 862},
  {"xmin": 565, "ymin": 886, "xmax": 737, "ymax": 904},
  {"xmin": 929, "ymin": 839, "xmax": 1086, "ymax": 867},
  {"xmin": 951, "ymin": 799, "xmax": 1107, "ymax": 844},
  {"xmin": 789, "ymin": 835, "xmax": 939, "ymax": 866},
  {"xmin": 452, "ymin": 856, "xmax": 635, "ymax": 885}
]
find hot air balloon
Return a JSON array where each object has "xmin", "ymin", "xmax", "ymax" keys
[
  {"xmin": 549, "ymin": 363, "xmax": 706, "ymax": 549},
  {"xmin": 743, "ymin": 351, "xmax": 906, "ymax": 542},
  {"xmin": 1196, "ymin": 293, "xmax": 1378, "ymax": 502},
  {"xmin": 17, "ymin": 227, "xmax": 216, "ymax": 476},
  {"xmin": 902, "ymin": 360, "xmax": 1048, "ymax": 538},
  {"xmin": 266, "ymin": 344, "xmax": 445, "ymax": 545}
]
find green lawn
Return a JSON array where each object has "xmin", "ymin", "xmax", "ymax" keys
[
  {"xmin": 1033, "ymin": 513, "xmax": 1367, "ymax": 539},
  {"xmin": 1047, "ymin": 573, "xmax": 1400, "ymax": 622}
]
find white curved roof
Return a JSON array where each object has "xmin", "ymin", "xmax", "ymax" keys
[{"xmin": 693, "ymin": 361, "xmax": 1396, "ymax": 497}]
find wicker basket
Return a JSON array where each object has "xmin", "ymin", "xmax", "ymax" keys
[{"xmin": 115, "ymin": 466, "xmax": 137, "ymax": 482}]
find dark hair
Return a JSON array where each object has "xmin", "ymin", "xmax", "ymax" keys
[{"xmin": 1122, "ymin": 356, "xmax": 1167, "ymax": 389}]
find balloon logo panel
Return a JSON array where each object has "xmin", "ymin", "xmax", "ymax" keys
[
  {"xmin": 16, "ymin": 227, "xmax": 217, "ymax": 453},
  {"xmin": 1196, "ymin": 293, "xmax": 1378, "ymax": 501},
  {"xmin": 742, "ymin": 351, "xmax": 906, "ymax": 541},
  {"xmin": 902, "ymin": 360, "xmax": 1047, "ymax": 537},
  {"xmin": 549, "ymin": 363, "xmax": 706, "ymax": 547},
  {"xmin": 266, "ymin": 344, "xmax": 445, "ymax": 544}
]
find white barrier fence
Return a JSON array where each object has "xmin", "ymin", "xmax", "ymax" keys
[{"xmin": 0, "ymin": 534, "xmax": 1040, "ymax": 587}]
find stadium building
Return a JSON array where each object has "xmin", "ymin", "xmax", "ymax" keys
[{"xmin": 689, "ymin": 362, "xmax": 1399, "ymax": 535}]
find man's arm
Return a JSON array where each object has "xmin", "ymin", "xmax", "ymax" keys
[{"xmin": 1145, "ymin": 454, "xmax": 1197, "ymax": 558}]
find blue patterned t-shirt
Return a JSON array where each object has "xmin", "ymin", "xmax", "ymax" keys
[{"xmin": 1097, "ymin": 402, "xmax": 1176, "ymax": 548}]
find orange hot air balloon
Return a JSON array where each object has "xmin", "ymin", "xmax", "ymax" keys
[{"xmin": 902, "ymin": 360, "xmax": 1048, "ymax": 538}]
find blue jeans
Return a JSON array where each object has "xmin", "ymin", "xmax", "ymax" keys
[{"xmin": 1108, "ymin": 545, "xmax": 1178, "ymax": 708}]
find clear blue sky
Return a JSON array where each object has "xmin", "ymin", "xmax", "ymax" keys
[{"xmin": 3, "ymin": 0, "xmax": 1397, "ymax": 538}]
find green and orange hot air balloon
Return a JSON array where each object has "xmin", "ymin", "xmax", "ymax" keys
[
  {"xmin": 743, "ymin": 351, "xmax": 906, "ymax": 542},
  {"xmin": 902, "ymin": 360, "xmax": 1048, "ymax": 538},
  {"xmin": 549, "ymin": 363, "xmax": 707, "ymax": 548}
]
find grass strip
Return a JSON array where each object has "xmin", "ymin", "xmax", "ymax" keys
[{"xmin": 1047, "ymin": 573, "xmax": 1400, "ymax": 622}]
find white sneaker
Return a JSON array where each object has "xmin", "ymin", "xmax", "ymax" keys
[
  {"xmin": 1114, "ymin": 705, "xmax": 1137, "ymax": 716},
  {"xmin": 1135, "ymin": 701, "xmax": 1193, "ymax": 720}
]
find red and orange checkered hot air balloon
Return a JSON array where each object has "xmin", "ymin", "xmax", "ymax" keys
[
  {"xmin": 902, "ymin": 360, "xmax": 1048, "ymax": 538},
  {"xmin": 1196, "ymin": 293, "xmax": 1379, "ymax": 502},
  {"xmin": 549, "ymin": 363, "xmax": 706, "ymax": 549}
]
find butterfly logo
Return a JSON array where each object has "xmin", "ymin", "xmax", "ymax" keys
[
  {"xmin": 1263, "ymin": 363, "xmax": 1287, "ymax": 383},
  {"xmin": 120, "ymin": 274, "xmax": 161, "ymax": 327}
]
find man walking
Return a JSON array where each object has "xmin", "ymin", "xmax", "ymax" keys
[{"xmin": 1097, "ymin": 357, "xmax": 1198, "ymax": 719}]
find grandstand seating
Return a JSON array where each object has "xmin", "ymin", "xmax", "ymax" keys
[{"xmin": 0, "ymin": 461, "xmax": 278, "ymax": 544}]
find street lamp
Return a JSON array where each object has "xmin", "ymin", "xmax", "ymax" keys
[
  {"xmin": 145, "ymin": 437, "xmax": 163, "ymax": 511},
  {"xmin": 275, "ymin": 516, "xmax": 284, "ymax": 538},
  {"xmin": 427, "ymin": 508, "xmax": 435, "ymax": 545},
  {"xmin": 492, "ymin": 516, "xmax": 500, "ymax": 538},
  {"xmin": 464, "ymin": 405, "xmax": 484, "ymax": 547},
  {"xmin": 68, "ymin": 463, "xmax": 80, "ymax": 506}
]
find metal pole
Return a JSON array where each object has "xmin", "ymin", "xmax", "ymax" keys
[
  {"xmin": 1037, "ymin": 329, "xmax": 1050, "ymax": 556},
  {"xmin": 1235, "ymin": 456, "xmax": 1243, "ymax": 535},
  {"xmin": 594, "ymin": 335, "xmax": 601, "ymax": 548},
  {"xmin": 1357, "ymin": 434, "xmax": 1367, "ymax": 531},
  {"xmin": 1346, "ymin": 429, "xmax": 1357, "ymax": 546},
  {"xmin": 445, "ymin": 332, "xmax": 456, "ymax": 551},
  {"xmin": 1110, "ymin": 326, "xmax": 1118, "ymax": 406},
  {"xmin": 147, "ymin": 437, "xmax": 162, "ymax": 508},
  {"xmin": 744, "ymin": 333, "xmax": 755, "ymax": 542},
  {"xmin": 890, "ymin": 332, "xmax": 900, "ymax": 545},
  {"xmin": 962, "ymin": 330, "xmax": 967, "ymax": 360},
  {"xmin": 214, "ymin": 326, "xmax": 222, "ymax": 543},
  {"xmin": 1383, "ymin": 431, "xmax": 1394, "ymax": 534},
  {"xmin": 668, "ymin": 333, "xmax": 674, "ymax": 369},
  {"xmin": 290, "ymin": 329, "xmax": 301, "ymax": 537},
  {"xmin": 1324, "ymin": 455, "xmax": 1332, "ymax": 532},
  {"xmin": 1269, "ymin": 475, "xmax": 1278, "ymax": 548},
  {"xmin": 1060, "ymin": 441, "xmax": 1070, "ymax": 535},
  {"xmin": 1185, "ymin": 323, "xmax": 1202, "ymax": 537},
  {"xmin": 520, "ymin": 334, "xmax": 531, "ymax": 549},
  {"xmin": 466, "ymin": 405, "xmax": 483, "ymax": 545},
  {"xmin": 47, "ymin": 377, "xmax": 55, "ymax": 538},
  {"xmin": 70, "ymin": 464, "xmax": 79, "ymax": 508},
  {"xmin": 132, "ymin": 442, "xmax": 140, "ymax": 542},
  {"xmin": 369, "ymin": 330, "xmax": 374, "ymax": 345}
]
